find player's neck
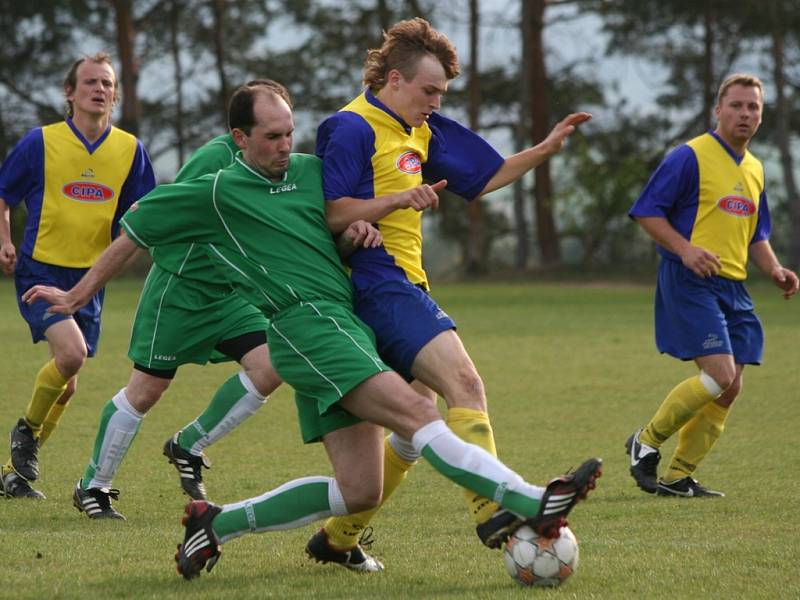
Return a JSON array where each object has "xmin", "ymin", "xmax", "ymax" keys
[
  {"xmin": 71, "ymin": 112, "xmax": 111, "ymax": 144},
  {"xmin": 714, "ymin": 127, "xmax": 748, "ymax": 157}
]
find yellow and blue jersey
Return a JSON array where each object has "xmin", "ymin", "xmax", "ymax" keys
[
  {"xmin": 629, "ymin": 131, "xmax": 770, "ymax": 281},
  {"xmin": 316, "ymin": 89, "xmax": 504, "ymax": 291},
  {"xmin": 0, "ymin": 119, "xmax": 156, "ymax": 268}
]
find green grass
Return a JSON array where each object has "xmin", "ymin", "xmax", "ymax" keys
[{"xmin": 1, "ymin": 278, "xmax": 798, "ymax": 599}]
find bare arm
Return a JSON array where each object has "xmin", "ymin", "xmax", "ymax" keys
[
  {"xmin": 326, "ymin": 180, "xmax": 447, "ymax": 234},
  {"xmin": 21, "ymin": 231, "xmax": 142, "ymax": 313},
  {"xmin": 635, "ymin": 216, "xmax": 722, "ymax": 278},
  {"xmin": 749, "ymin": 240, "xmax": 799, "ymax": 299},
  {"xmin": 0, "ymin": 197, "xmax": 16, "ymax": 275},
  {"xmin": 478, "ymin": 112, "xmax": 591, "ymax": 196}
]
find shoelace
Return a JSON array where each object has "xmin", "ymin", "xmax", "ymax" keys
[{"xmin": 358, "ymin": 526, "xmax": 376, "ymax": 550}]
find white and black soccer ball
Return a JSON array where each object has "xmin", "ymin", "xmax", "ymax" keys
[{"xmin": 503, "ymin": 525, "xmax": 579, "ymax": 587}]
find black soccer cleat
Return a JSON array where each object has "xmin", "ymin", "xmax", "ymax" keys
[
  {"xmin": 10, "ymin": 418, "xmax": 40, "ymax": 481},
  {"xmin": 73, "ymin": 481, "xmax": 125, "ymax": 519},
  {"xmin": 0, "ymin": 469, "xmax": 45, "ymax": 499},
  {"xmin": 625, "ymin": 429, "xmax": 660, "ymax": 494},
  {"xmin": 306, "ymin": 527, "xmax": 384, "ymax": 572},
  {"xmin": 164, "ymin": 433, "xmax": 210, "ymax": 500},
  {"xmin": 656, "ymin": 477, "xmax": 724, "ymax": 498},
  {"xmin": 175, "ymin": 500, "xmax": 222, "ymax": 580},
  {"xmin": 477, "ymin": 458, "xmax": 603, "ymax": 548}
]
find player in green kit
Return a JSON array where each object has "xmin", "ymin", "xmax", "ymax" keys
[
  {"xmin": 23, "ymin": 82, "xmax": 290, "ymax": 519},
  {"xmin": 71, "ymin": 81, "xmax": 601, "ymax": 579}
]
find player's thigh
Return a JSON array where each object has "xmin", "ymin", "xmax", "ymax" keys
[{"xmin": 410, "ymin": 329, "xmax": 484, "ymax": 409}]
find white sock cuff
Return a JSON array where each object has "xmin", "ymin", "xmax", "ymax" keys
[
  {"xmin": 388, "ymin": 432, "xmax": 421, "ymax": 462},
  {"xmin": 699, "ymin": 371, "xmax": 724, "ymax": 397},
  {"xmin": 327, "ymin": 478, "xmax": 348, "ymax": 516},
  {"xmin": 238, "ymin": 371, "xmax": 267, "ymax": 402},
  {"xmin": 112, "ymin": 388, "xmax": 145, "ymax": 419},
  {"xmin": 410, "ymin": 419, "xmax": 449, "ymax": 453}
]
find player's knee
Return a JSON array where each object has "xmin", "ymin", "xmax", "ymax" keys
[
  {"xmin": 55, "ymin": 347, "xmax": 87, "ymax": 377},
  {"xmin": 449, "ymin": 365, "xmax": 486, "ymax": 410},
  {"xmin": 341, "ymin": 482, "xmax": 382, "ymax": 513},
  {"xmin": 717, "ymin": 376, "xmax": 742, "ymax": 408},
  {"xmin": 247, "ymin": 367, "xmax": 282, "ymax": 397}
]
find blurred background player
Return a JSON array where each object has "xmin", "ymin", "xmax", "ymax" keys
[
  {"xmin": 626, "ymin": 73, "xmax": 798, "ymax": 498},
  {"xmin": 0, "ymin": 53, "xmax": 155, "ymax": 499},
  {"xmin": 309, "ymin": 17, "xmax": 591, "ymax": 567},
  {"xmin": 22, "ymin": 81, "xmax": 288, "ymax": 518}
]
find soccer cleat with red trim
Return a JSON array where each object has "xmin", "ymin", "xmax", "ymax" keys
[
  {"xmin": 175, "ymin": 500, "xmax": 222, "ymax": 580},
  {"xmin": 476, "ymin": 457, "xmax": 603, "ymax": 549}
]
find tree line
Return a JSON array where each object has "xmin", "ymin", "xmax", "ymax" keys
[{"xmin": 1, "ymin": 0, "xmax": 798, "ymax": 274}]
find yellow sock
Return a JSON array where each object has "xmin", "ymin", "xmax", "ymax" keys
[
  {"xmin": 639, "ymin": 375, "xmax": 717, "ymax": 449},
  {"xmin": 447, "ymin": 407, "xmax": 500, "ymax": 524},
  {"xmin": 663, "ymin": 401, "xmax": 729, "ymax": 482},
  {"xmin": 24, "ymin": 360, "xmax": 69, "ymax": 436},
  {"xmin": 325, "ymin": 437, "xmax": 416, "ymax": 549},
  {"xmin": 38, "ymin": 398, "xmax": 70, "ymax": 447}
]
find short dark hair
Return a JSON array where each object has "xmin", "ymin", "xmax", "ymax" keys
[
  {"xmin": 228, "ymin": 79, "xmax": 293, "ymax": 134},
  {"xmin": 363, "ymin": 18, "xmax": 459, "ymax": 91},
  {"xmin": 716, "ymin": 73, "xmax": 764, "ymax": 106},
  {"xmin": 63, "ymin": 52, "xmax": 118, "ymax": 119}
]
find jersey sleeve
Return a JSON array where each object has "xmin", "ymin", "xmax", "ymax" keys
[
  {"xmin": 316, "ymin": 111, "xmax": 375, "ymax": 201},
  {"xmin": 0, "ymin": 129, "xmax": 43, "ymax": 207},
  {"xmin": 750, "ymin": 186, "xmax": 771, "ymax": 244},
  {"xmin": 422, "ymin": 112, "xmax": 504, "ymax": 201},
  {"xmin": 175, "ymin": 138, "xmax": 236, "ymax": 183},
  {"xmin": 628, "ymin": 144, "xmax": 699, "ymax": 220},
  {"xmin": 112, "ymin": 140, "xmax": 157, "ymax": 238},
  {"xmin": 120, "ymin": 175, "xmax": 218, "ymax": 249}
]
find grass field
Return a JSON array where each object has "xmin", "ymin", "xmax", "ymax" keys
[{"xmin": 1, "ymin": 278, "xmax": 798, "ymax": 599}]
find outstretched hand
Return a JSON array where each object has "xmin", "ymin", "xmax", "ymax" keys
[
  {"xmin": 21, "ymin": 285, "xmax": 79, "ymax": 315},
  {"xmin": 541, "ymin": 112, "xmax": 592, "ymax": 155}
]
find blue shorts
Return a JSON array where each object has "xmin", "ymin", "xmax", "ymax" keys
[
  {"xmin": 654, "ymin": 259, "xmax": 763, "ymax": 364},
  {"xmin": 14, "ymin": 254, "xmax": 104, "ymax": 357},
  {"xmin": 353, "ymin": 279, "xmax": 456, "ymax": 381}
]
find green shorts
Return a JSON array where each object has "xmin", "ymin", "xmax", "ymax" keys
[
  {"xmin": 268, "ymin": 300, "xmax": 392, "ymax": 443},
  {"xmin": 128, "ymin": 264, "xmax": 270, "ymax": 370}
]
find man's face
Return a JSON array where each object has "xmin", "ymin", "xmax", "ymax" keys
[
  {"xmin": 236, "ymin": 93, "xmax": 294, "ymax": 180},
  {"xmin": 391, "ymin": 54, "xmax": 448, "ymax": 128},
  {"xmin": 67, "ymin": 60, "xmax": 117, "ymax": 120},
  {"xmin": 715, "ymin": 84, "xmax": 763, "ymax": 149}
]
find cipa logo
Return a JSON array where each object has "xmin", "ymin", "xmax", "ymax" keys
[
  {"xmin": 62, "ymin": 181, "xmax": 115, "ymax": 203},
  {"xmin": 717, "ymin": 196, "xmax": 755, "ymax": 217},
  {"xmin": 396, "ymin": 151, "xmax": 421, "ymax": 174}
]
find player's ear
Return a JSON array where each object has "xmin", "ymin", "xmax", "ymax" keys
[{"xmin": 231, "ymin": 128, "xmax": 247, "ymax": 150}]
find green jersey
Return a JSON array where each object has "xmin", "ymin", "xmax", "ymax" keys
[
  {"xmin": 150, "ymin": 134, "xmax": 238, "ymax": 282},
  {"xmin": 121, "ymin": 153, "xmax": 353, "ymax": 317}
]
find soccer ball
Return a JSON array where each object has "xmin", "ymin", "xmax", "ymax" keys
[{"xmin": 503, "ymin": 525, "xmax": 579, "ymax": 587}]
